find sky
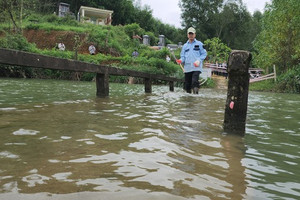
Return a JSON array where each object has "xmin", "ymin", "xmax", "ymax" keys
[{"xmin": 139, "ymin": 0, "xmax": 272, "ymax": 28}]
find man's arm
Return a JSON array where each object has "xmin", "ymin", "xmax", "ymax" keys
[
  {"xmin": 199, "ymin": 44, "xmax": 207, "ymax": 61},
  {"xmin": 180, "ymin": 45, "xmax": 186, "ymax": 64}
]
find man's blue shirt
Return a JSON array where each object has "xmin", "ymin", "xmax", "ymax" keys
[{"xmin": 180, "ymin": 39, "xmax": 207, "ymax": 73}]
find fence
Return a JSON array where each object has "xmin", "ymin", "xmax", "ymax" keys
[
  {"xmin": 0, "ymin": 48, "xmax": 184, "ymax": 97},
  {"xmin": 250, "ymin": 65, "xmax": 276, "ymax": 83}
]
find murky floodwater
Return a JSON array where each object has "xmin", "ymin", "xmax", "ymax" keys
[{"xmin": 0, "ymin": 78, "xmax": 299, "ymax": 200}]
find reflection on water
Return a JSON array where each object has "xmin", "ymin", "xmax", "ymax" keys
[{"xmin": 0, "ymin": 78, "xmax": 299, "ymax": 199}]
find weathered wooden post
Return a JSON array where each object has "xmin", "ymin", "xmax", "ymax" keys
[
  {"xmin": 169, "ymin": 81, "xmax": 174, "ymax": 92},
  {"xmin": 144, "ymin": 77, "xmax": 152, "ymax": 93},
  {"xmin": 224, "ymin": 50, "xmax": 252, "ymax": 135},
  {"xmin": 96, "ymin": 72, "xmax": 109, "ymax": 97}
]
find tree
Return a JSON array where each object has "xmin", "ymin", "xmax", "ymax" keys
[
  {"xmin": 204, "ymin": 37, "xmax": 231, "ymax": 62},
  {"xmin": 218, "ymin": 2, "xmax": 253, "ymax": 50},
  {"xmin": 253, "ymin": 0, "xmax": 300, "ymax": 73},
  {"xmin": 0, "ymin": 0, "xmax": 21, "ymax": 31},
  {"xmin": 179, "ymin": 0, "xmax": 259, "ymax": 50},
  {"xmin": 179, "ymin": 0, "xmax": 223, "ymax": 40},
  {"xmin": 0, "ymin": 0, "xmax": 37, "ymax": 33}
]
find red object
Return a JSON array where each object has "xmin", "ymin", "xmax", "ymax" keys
[
  {"xmin": 229, "ymin": 101, "xmax": 234, "ymax": 109},
  {"xmin": 176, "ymin": 59, "xmax": 182, "ymax": 64},
  {"xmin": 193, "ymin": 60, "xmax": 200, "ymax": 67}
]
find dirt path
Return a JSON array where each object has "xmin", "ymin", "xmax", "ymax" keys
[{"xmin": 212, "ymin": 75, "xmax": 228, "ymax": 90}]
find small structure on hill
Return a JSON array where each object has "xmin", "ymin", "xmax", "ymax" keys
[
  {"xmin": 78, "ymin": 6, "xmax": 113, "ymax": 25},
  {"xmin": 158, "ymin": 35, "xmax": 165, "ymax": 47},
  {"xmin": 143, "ymin": 35, "xmax": 150, "ymax": 46},
  {"xmin": 58, "ymin": 2, "xmax": 70, "ymax": 17}
]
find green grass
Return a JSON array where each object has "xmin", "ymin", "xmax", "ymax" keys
[{"xmin": 249, "ymin": 79, "xmax": 276, "ymax": 91}]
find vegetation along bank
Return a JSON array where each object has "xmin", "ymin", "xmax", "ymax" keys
[{"xmin": 0, "ymin": 0, "xmax": 299, "ymax": 93}]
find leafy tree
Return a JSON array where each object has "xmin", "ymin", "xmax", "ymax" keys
[
  {"xmin": 133, "ymin": 5, "xmax": 155, "ymax": 32},
  {"xmin": 179, "ymin": 0, "xmax": 259, "ymax": 50},
  {"xmin": 204, "ymin": 37, "xmax": 231, "ymax": 62},
  {"xmin": 253, "ymin": 0, "xmax": 300, "ymax": 73},
  {"xmin": 0, "ymin": 0, "xmax": 52, "ymax": 32},
  {"xmin": 179, "ymin": 0, "xmax": 223, "ymax": 40},
  {"xmin": 0, "ymin": 0, "xmax": 24, "ymax": 32},
  {"xmin": 216, "ymin": 1, "xmax": 253, "ymax": 50}
]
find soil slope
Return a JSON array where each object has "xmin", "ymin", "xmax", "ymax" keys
[{"xmin": 23, "ymin": 29, "xmax": 91, "ymax": 54}]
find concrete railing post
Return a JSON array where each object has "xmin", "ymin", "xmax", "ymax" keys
[
  {"xmin": 223, "ymin": 50, "xmax": 252, "ymax": 135},
  {"xmin": 144, "ymin": 77, "xmax": 152, "ymax": 93},
  {"xmin": 96, "ymin": 72, "xmax": 109, "ymax": 97},
  {"xmin": 169, "ymin": 81, "xmax": 174, "ymax": 92}
]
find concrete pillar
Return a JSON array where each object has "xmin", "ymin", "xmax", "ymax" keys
[
  {"xmin": 178, "ymin": 42, "xmax": 183, "ymax": 48},
  {"xmin": 223, "ymin": 50, "xmax": 252, "ymax": 135},
  {"xmin": 169, "ymin": 81, "xmax": 174, "ymax": 92},
  {"xmin": 96, "ymin": 73, "xmax": 109, "ymax": 97},
  {"xmin": 158, "ymin": 35, "xmax": 165, "ymax": 46},
  {"xmin": 143, "ymin": 35, "xmax": 150, "ymax": 46}
]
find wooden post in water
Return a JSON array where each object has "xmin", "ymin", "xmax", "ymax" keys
[
  {"xmin": 224, "ymin": 50, "xmax": 252, "ymax": 135},
  {"xmin": 144, "ymin": 77, "xmax": 152, "ymax": 93},
  {"xmin": 96, "ymin": 73, "xmax": 109, "ymax": 97}
]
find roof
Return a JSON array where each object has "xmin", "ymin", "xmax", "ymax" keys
[
  {"xmin": 79, "ymin": 6, "xmax": 113, "ymax": 16},
  {"xmin": 59, "ymin": 2, "xmax": 70, "ymax": 6}
]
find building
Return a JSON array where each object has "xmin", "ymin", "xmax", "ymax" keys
[
  {"xmin": 58, "ymin": 2, "xmax": 70, "ymax": 17},
  {"xmin": 78, "ymin": 6, "xmax": 113, "ymax": 25}
]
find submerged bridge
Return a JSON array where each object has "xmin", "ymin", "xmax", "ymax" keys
[
  {"xmin": 0, "ymin": 48, "xmax": 183, "ymax": 97},
  {"xmin": 0, "ymin": 48, "xmax": 253, "ymax": 135}
]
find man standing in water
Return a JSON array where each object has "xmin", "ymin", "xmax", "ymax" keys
[{"xmin": 177, "ymin": 27, "xmax": 207, "ymax": 94}]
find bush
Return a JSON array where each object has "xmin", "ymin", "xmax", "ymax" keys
[
  {"xmin": 275, "ymin": 65, "xmax": 300, "ymax": 93},
  {"xmin": 124, "ymin": 23, "xmax": 144, "ymax": 37},
  {"xmin": 250, "ymin": 79, "xmax": 275, "ymax": 91},
  {"xmin": 58, "ymin": 15, "xmax": 78, "ymax": 26},
  {"xmin": 81, "ymin": 72, "xmax": 95, "ymax": 81},
  {"xmin": 202, "ymin": 78, "xmax": 215, "ymax": 88},
  {"xmin": 43, "ymin": 14, "xmax": 59, "ymax": 23},
  {"xmin": 0, "ymin": 33, "xmax": 36, "ymax": 51}
]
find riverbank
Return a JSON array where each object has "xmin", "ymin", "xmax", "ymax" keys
[{"xmin": 211, "ymin": 75, "xmax": 227, "ymax": 90}]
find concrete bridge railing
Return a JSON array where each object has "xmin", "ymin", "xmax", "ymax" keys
[{"xmin": 0, "ymin": 48, "xmax": 183, "ymax": 97}]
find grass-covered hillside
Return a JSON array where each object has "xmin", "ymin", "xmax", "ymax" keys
[{"xmin": 0, "ymin": 14, "xmax": 185, "ymax": 82}]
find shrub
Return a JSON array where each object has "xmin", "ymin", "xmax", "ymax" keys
[
  {"xmin": 58, "ymin": 15, "xmax": 78, "ymax": 26},
  {"xmin": 249, "ymin": 79, "xmax": 275, "ymax": 91},
  {"xmin": 43, "ymin": 14, "xmax": 59, "ymax": 23},
  {"xmin": 124, "ymin": 23, "xmax": 144, "ymax": 38},
  {"xmin": 0, "ymin": 33, "xmax": 36, "ymax": 51},
  {"xmin": 275, "ymin": 65, "xmax": 300, "ymax": 93}
]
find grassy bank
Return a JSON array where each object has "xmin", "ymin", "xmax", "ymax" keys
[
  {"xmin": 250, "ymin": 66, "xmax": 300, "ymax": 93},
  {"xmin": 0, "ymin": 14, "xmax": 190, "ymax": 84}
]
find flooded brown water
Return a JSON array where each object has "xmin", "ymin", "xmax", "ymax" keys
[{"xmin": 0, "ymin": 78, "xmax": 299, "ymax": 200}]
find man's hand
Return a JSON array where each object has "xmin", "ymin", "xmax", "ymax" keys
[
  {"xmin": 194, "ymin": 60, "xmax": 200, "ymax": 67},
  {"xmin": 176, "ymin": 59, "xmax": 182, "ymax": 64}
]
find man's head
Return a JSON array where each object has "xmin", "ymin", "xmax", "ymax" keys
[
  {"xmin": 187, "ymin": 27, "xmax": 196, "ymax": 41},
  {"xmin": 187, "ymin": 27, "xmax": 196, "ymax": 34}
]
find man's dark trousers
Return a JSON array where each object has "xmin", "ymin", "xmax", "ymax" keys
[{"xmin": 184, "ymin": 71, "xmax": 201, "ymax": 93}]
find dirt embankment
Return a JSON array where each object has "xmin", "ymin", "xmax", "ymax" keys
[
  {"xmin": 22, "ymin": 29, "xmax": 121, "ymax": 56},
  {"xmin": 23, "ymin": 29, "xmax": 91, "ymax": 54}
]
